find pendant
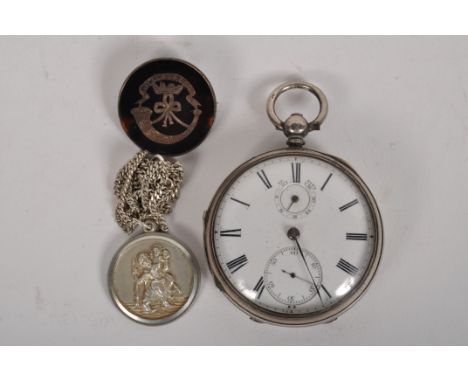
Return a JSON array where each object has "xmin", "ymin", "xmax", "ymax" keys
[
  {"xmin": 107, "ymin": 58, "xmax": 216, "ymax": 325},
  {"xmin": 109, "ymin": 232, "xmax": 199, "ymax": 325}
]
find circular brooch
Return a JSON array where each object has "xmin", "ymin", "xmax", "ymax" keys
[{"xmin": 119, "ymin": 58, "xmax": 216, "ymax": 156}]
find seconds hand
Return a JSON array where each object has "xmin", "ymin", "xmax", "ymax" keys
[
  {"xmin": 287, "ymin": 227, "xmax": 324, "ymax": 306},
  {"xmin": 286, "ymin": 195, "xmax": 299, "ymax": 211}
]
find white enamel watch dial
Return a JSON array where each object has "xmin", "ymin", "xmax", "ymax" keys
[
  {"xmin": 204, "ymin": 82, "xmax": 383, "ymax": 326},
  {"xmin": 207, "ymin": 151, "xmax": 382, "ymax": 322}
]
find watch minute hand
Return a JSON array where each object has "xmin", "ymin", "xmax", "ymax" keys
[{"xmin": 287, "ymin": 228, "xmax": 324, "ymax": 306}]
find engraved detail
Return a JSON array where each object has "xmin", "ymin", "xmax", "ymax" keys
[
  {"xmin": 125, "ymin": 244, "xmax": 188, "ymax": 319},
  {"xmin": 131, "ymin": 73, "xmax": 202, "ymax": 145}
]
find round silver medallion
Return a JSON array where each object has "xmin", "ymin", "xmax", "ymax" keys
[{"xmin": 108, "ymin": 232, "xmax": 199, "ymax": 325}]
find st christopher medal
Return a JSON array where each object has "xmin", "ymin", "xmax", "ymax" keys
[{"xmin": 108, "ymin": 58, "xmax": 216, "ymax": 325}]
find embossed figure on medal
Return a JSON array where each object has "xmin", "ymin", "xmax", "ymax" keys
[{"xmin": 128, "ymin": 243, "xmax": 187, "ymax": 319}]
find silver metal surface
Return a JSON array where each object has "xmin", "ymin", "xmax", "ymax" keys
[
  {"xmin": 266, "ymin": 81, "xmax": 329, "ymax": 146},
  {"xmin": 114, "ymin": 151, "xmax": 184, "ymax": 234},
  {"xmin": 204, "ymin": 148, "xmax": 383, "ymax": 326},
  {"xmin": 109, "ymin": 232, "xmax": 200, "ymax": 325}
]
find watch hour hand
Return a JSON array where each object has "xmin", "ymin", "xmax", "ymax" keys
[
  {"xmin": 281, "ymin": 269, "xmax": 310, "ymax": 283},
  {"xmin": 281, "ymin": 269, "xmax": 318, "ymax": 285},
  {"xmin": 281, "ymin": 269, "xmax": 296, "ymax": 278}
]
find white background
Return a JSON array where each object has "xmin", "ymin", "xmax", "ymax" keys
[{"xmin": 1, "ymin": 36, "xmax": 467, "ymax": 345}]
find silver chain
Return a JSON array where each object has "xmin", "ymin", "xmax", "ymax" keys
[{"xmin": 114, "ymin": 150, "xmax": 184, "ymax": 234}]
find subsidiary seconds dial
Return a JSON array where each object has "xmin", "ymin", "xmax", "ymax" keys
[{"xmin": 274, "ymin": 174, "xmax": 316, "ymax": 219}]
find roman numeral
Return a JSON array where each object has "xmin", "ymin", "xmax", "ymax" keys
[
  {"xmin": 291, "ymin": 162, "xmax": 301, "ymax": 183},
  {"xmin": 220, "ymin": 229, "xmax": 241, "ymax": 237},
  {"xmin": 339, "ymin": 199, "xmax": 359, "ymax": 212},
  {"xmin": 230, "ymin": 197, "xmax": 250, "ymax": 207},
  {"xmin": 321, "ymin": 284, "xmax": 332, "ymax": 298},
  {"xmin": 226, "ymin": 255, "xmax": 248, "ymax": 273},
  {"xmin": 253, "ymin": 276, "xmax": 265, "ymax": 299},
  {"xmin": 336, "ymin": 258, "xmax": 359, "ymax": 276},
  {"xmin": 320, "ymin": 173, "xmax": 333, "ymax": 191},
  {"xmin": 256, "ymin": 169, "xmax": 272, "ymax": 189},
  {"xmin": 346, "ymin": 233, "xmax": 368, "ymax": 240}
]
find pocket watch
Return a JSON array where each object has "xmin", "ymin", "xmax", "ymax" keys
[{"xmin": 204, "ymin": 82, "xmax": 383, "ymax": 326}]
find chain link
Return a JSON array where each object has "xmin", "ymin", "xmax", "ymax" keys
[{"xmin": 114, "ymin": 150, "xmax": 184, "ymax": 234}]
